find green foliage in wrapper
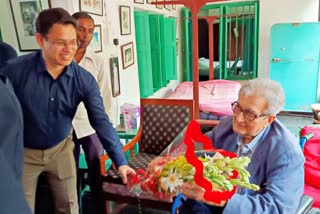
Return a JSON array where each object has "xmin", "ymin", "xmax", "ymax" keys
[{"xmin": 157, "ymin": 152, "xmax": 260, "ymax": 193}]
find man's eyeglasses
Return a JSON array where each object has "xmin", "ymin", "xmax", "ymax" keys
[
  {"xmin": 47, "ymin": 39, "xmax": 78, "ymax": 48},
  {"xmin": 231, "ymin": 101, "xmax": 268, "ymax": 121}
]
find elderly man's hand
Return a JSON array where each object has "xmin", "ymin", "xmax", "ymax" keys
[
  {"xmin": 182, "ymin": 182, "xmax": 227, "ymax": 207},
  {"xmin": 118, "ymin": 165, "xmax": 136, "ymax": 184}
]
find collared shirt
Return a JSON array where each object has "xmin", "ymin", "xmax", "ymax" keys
[
  {"xmin": 235, "ymin": 127, "xmax": 267, "ymax": 194},
  {"xmin": 72, "ymin": 50, "xmax": 113, "ymax": 139},
  {"xmin": 0, "ymin": 51, "xmax": 127, "ymax": 168},
  {"xmin": 0, "ymin": 74, "xmax": 24, "ymax": 179},
  {"xmin": 236, "ymin": 128, "xmax": 267, "ymax": 158}
]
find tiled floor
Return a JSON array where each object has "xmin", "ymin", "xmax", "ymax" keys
[{"xmin": 277, "ymin": 113, "xmax": 314, "ymax": 137}]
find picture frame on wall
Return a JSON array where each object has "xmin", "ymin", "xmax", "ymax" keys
[
  {"xmin": 164, "ymin": 0, "xmax": 171, "ymax": 11},
  {"xmin": 121, "ymin": 42, "xmax": 134, "ymax": 69},
  {"xmin": 79, "ymin": 0, "xmax": 103, "ymax": 16},
  {"xmin": 155, "ymin": 0, "xmax": 163, "ymax": 9},
  {"xmin": 134, "ymin": 0, "xmax": 144, "ymax": 4},
  {"xmin": 9, "ymin": 0, "xmax": 50, "ymax": 51},
  {"xmin": 119, "ymin": 6, "xmax": 131, "ymax": 35},
  {"xmin": 109, "ymin": 57, "xmax": 121, "ymax": 97},
  {"xmin": 172, "ymin": 3, "xmax": 176, "ymax": 10},
  {"xmin": 88, "ymin": 25, "xmax": 102, "ymax": 53}
]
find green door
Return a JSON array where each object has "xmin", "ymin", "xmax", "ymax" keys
[
  {"xmin": 149, "ymin": 14, "xmax": 163, "ymax": 91},
  {"xmin": 162, "ymin": 17, "xmax": 177, "ymax": 81},
  {"xmin": 270, "ymin": 23, "xmax": 320, "ymax": 112},
  {"xmin": 134, "ymin": 11, "xmax": 153, "ymax": 98},
  {"xmin": 181, "ymin": 8, "xmax": 192, "ymax": 81},
  {"xmin": 160, "ymin": 17, "xmax": 177, "ymax": 86}
]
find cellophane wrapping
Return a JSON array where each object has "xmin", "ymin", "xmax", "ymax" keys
[{"xmin": 128, "ymin": 120, "xmax": 259, "ymax": 203}]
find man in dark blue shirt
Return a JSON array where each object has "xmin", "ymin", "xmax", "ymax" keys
[
  {"xmin": 0, "ymin": 41, "xmax": 18, "ymax": 67},
  {"xmin": 0, "ymin": 8, "xmax": 135, "ymax": 213},
  {"xmin": 0, "ymin": 41, "xmax": 32, "ymax": 214}
]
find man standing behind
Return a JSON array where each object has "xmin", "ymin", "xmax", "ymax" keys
[
  {"xmin": 0, "ymin": 8, "xmax": 135, "ymax": 213},
  {"xmin": 71, "ymin": 11, "xmax": 113, "ymax": 206}
]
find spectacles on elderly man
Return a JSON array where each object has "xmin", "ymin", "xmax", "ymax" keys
[{"xmin": 231, "ymin": 101, "xmax": 269, "ymax": 121}]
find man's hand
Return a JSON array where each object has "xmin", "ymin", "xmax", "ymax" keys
[
  {"xmin": 118, "ymin": 165, "xmax": 136, "ymax": 184},
  {"xmin": 182, "ymin": 182, "xmax": 227, "ymax": 207}
]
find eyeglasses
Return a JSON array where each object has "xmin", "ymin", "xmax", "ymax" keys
[
  {"xmin": 231, "ymin": 101, "xmax": 268, "ymax": 121},
  {"xmin": 46, "ymin": 39, "xmax": 78, "ymax": 48}
]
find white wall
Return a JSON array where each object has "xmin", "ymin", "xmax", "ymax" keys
[
  {"xmin": 0, "ymin": 0, "xmax": 26, "ymax": 56},
  {"xmin": 0, "ymin": 0, "xmax": 318, "ymax": 123},
  {"xmin": 258, "ymin": 0, "xmax": 319, "ymax": 78},
  {"xmin": 0, "ymin": 0, "xmax": 180, "ymax": 125}
]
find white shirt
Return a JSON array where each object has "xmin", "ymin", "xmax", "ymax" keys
[{"xmin": 72, "ymin": 50, "xmax": 113, "ymax": 139}]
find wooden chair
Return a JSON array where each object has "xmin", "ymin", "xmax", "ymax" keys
[{"xmin": 98, "ymin": 98, "xmax": 194, "ymax": 214}]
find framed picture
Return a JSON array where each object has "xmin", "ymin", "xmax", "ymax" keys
[
  {"xmin": 155, "ymin": 0, "xmax": 163, "ymax": 9},
  {"xmin": 121, "ymin": 42, "xmax": 134, "ymax": 69},
  {"xmin": 79, "ymin": 0, "xmax": 103, "ymax": 16},
  {"xmin": 119, "ymin": 6, "xmax": 131, "ymax": 35},
  {"xmin": 164, "ymin": 0, "xmax": 171, "ymax": 11},
  {"xmin": 109, "ymin": 57, "xmax": 121, "ymax": 97},
  {"xmin": 88, "ymin": 25, "xmax": 102, "ymax": 53},
  {"xmin": 9, "ymin": 0, "xmax": 50, "ymax": 51},
  {"xmin": 134, "ymin": 0, "xmax": 144, "ymax": 4}
]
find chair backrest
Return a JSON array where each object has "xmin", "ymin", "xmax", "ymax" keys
[{"xmin": 139, "ymin": 98, "xmax": 193, "ymax": 155}]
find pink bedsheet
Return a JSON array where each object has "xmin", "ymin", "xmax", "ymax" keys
[{"xmin": 167, "ymin": 80, "xmax": 241, "ymax": 116}]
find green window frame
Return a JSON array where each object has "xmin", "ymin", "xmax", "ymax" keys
[{"xmin": 182, "ymin": 0, "xmax": 259, "ymax": 80}]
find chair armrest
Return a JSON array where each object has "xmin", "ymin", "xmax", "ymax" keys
[
  {"xmin": 300, "ymin": 133, "xmax": 314, "ymax": 149},
  {"xmin": 99, "ymin": 127, "xmax": 143, "ymax": 176},
  {"xmin": 296, "ymin": 195, "xmax": 314, "ymax": 214},
  {"xmin": 123, "ymin": 128, "xmax": 142, "ymax": 155},
  {"xmin": 172, "ymin": 193, "xmax": 187, "ymax": 214},
  {"xmin": 99, "ymin": 154, "xmax": 111, "ymax": 176},
  {"xmin": 308, "ymin": 208, "xmax": 320, "ymax": 214},
  {"xmin": 196, "ymin": 119, "xmax": 220, "ymax": 127}
]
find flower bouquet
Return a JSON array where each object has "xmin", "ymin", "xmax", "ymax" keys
[{"xmin": 128, "ymin": 120, "xmax": 260, "ymax": 203}]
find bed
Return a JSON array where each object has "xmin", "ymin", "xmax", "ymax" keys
[
  {"xmin": 167, "ymin": 79, "xmax": 241, "ymax": 120},
  {"xmin": 198, "ymin": 57, "xmax": 244, "ymax": 78}
]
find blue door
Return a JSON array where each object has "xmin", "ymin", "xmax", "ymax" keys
[{"xmin": 270, "ymin": 23, "xmax": 320, "ymax": 112}]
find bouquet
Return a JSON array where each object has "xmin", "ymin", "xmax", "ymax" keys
[{"xmin": 128, "ymin": 120, "xmax": 260, "ymax": 203}]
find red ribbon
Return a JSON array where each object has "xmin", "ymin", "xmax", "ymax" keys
[{"xmin": 184, "ymin": 120, "xmax": 238, "ymax": 203}]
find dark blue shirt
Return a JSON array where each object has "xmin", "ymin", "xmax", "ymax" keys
[
  {"xmin": 0, "ymin": 74, "xmax": 24, "ymax": 179},
  {"xmin": 0, "ymin": 51, "xmax": 127, "ymax": 168},
  {"xmin": 0, "ymin": 41, "xmax": 17, "ymax": 67}
]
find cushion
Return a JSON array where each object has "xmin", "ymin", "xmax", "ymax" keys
[
  {"xmin": 304, "ymin": 184, "xmax": 320, "ymax": 208},
  {"xmin": 300, "ymin": 126, "xmax": 320, "ymax": 188}
]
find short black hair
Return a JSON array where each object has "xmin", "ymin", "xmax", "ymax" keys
[
  {"xmin": 0, "ymin": 41, "xmax": 17, "ymax": 68},
  {"xmin": 72, "ymin": 12, "xmax": 94, "ymax": 24},
  {"xmin": 36, "ymin": 8, "xmax": 77, "ymax": 37}
]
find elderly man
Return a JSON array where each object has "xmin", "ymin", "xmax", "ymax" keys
[{"xmin": 180, "ymin": 78, "xmax": 304, "ymax": 214}]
